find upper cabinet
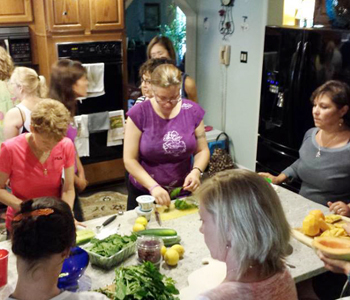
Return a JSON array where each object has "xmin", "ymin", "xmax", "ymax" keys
[
  {"xmin": 45, "ymin": 0, "xmax": 86, "ymax": 33},
  {"xmin": 44, "ymin": 0, "xmax": 124, "ymax": 34},
  {"xmin": 89, "ymin": 0, "xmax": 124, "ymax": 31},
  {"xmin": 0, "ymin": 0, "xmax": 33, "ymax": 23}
]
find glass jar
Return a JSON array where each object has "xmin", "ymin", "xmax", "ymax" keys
[{"xmin": 136, "ymin": 236, "xmax": 163, "ymax": 267}]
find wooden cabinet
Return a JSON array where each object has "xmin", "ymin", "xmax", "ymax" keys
[
  {"xmin": 44, "ymin": 0, "xmax": 124, "ymax": 34},
  {"xmin": 89, "ymin": 0, "xmax": 124, "ymax": 31},
  {"xmin": 0, "ymin": 0, "xmax": 33, "ymax": 23},
  {"xmin": 45, "ymin": 0, "xmax": 86, "ymax": 33}
]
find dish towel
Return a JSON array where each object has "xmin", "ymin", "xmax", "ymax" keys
[
  {"xmin": 74, "ymin": 115, "xmax": 90, "ymax": 157},
  {"xmin": 88, "ymin": 111, "xmax": 110, "ymax": 133},
  {"xmin": 82, "ymin": 63, "xmax": 105, "ymax": 99},
  {"xmin": 107, "ymin": 110, "xmax": 125, "ymax": 147}
]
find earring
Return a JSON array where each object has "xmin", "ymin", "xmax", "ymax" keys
[{"xmin": 339, "ymin": 118, "xmax": 344, "ymax": 127}]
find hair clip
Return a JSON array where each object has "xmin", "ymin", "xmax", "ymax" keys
[{"xmin": 13, "ymin": 208, "xmax": 54, "ymax": 222}]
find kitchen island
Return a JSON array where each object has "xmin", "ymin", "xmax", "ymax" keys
[{"xmin": 0, "ymin": 186, "xmax": 330, "ymax": 298}]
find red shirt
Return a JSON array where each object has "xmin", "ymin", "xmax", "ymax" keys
[{"xmin": 0, "ymin": 134, "xmax": 75, "ymax": 229}]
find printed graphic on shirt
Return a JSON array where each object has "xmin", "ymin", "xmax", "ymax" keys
[
  {"xmin": 181, "ymin": 103, "xmax": 193, "ymax": 110},
  {"xmin": 163, "ymin": 131, "xmax": 186, "ymax": 156}
]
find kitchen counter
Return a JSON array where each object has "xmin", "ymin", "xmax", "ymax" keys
[{"xmin": 0, "ymin": 186, "xmax": 329, "ymax": 298}]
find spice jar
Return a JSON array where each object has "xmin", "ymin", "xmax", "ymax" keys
[{"xmin": 136, "ymin": 236, "xmax": 163, "ymax": 267}]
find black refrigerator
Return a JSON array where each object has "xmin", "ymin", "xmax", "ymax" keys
[{"xmin": 256, "ymin": 26, "xmax": 350, "ymax": 192}]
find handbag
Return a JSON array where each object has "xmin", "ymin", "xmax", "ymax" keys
[{"xmin": 208, "ymin": 132, "xmax": 236, "ymax": 177}]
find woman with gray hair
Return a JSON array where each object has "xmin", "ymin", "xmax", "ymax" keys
[{"xmin": 196, "ymin": 169, "xmax": 297, "ymax": 300}]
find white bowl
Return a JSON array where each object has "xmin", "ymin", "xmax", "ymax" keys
[
  {"xmin": 136, "ymin": 195, "xmax": 155, "ymax": 212},
  {"xmin": 135, "ymin": 206, "xmax": 153, "ymax": 221}
]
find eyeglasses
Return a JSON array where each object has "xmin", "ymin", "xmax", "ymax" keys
[
  {"xmin": 153, "ymin": 93, "xmax": 181, "ymax": 104},
  {"xmin": 141, "ymin": 78, "xmax": 151, "ymax": 85}
]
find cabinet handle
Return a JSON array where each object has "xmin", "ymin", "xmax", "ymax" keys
[{"xmin": 63, "ymin": 11, "xmax": 68, "ymax": 16}]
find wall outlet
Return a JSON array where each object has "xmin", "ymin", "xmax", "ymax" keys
[{"xmin": 240, "ymin": 51, "xmax": 248, "ymax": 63}]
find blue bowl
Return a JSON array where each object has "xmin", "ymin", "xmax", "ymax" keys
[{"xmin": 58, "ymin": 247, "xmax": 89, "ymax": 291}]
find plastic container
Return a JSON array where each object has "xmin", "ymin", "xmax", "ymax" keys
[
  {"xmin": 135, "ymin": 206, "xmax": 153, "ymax": 221},
  {"xmin": 136, "ymin": 236, "xmax": 163, "ymax": 267},
  {"xmin": 136, "ymin": 195, "xmax": 155, "ymax": 212},
  {"xmin": 0, "ymin": 249, "xmax": 8, "ymax": 288}
]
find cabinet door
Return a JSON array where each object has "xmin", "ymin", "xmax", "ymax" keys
[
  {"xmin": 0, "ymin": 0, "xmax": 32, "ymax": 23},
  {"xmin": 89, "ymin": 0, "xmax": 124, "ymax": 31},
  {"xmin": 45, "ymin": 0, "xmax": 86, "ymax": 33}
]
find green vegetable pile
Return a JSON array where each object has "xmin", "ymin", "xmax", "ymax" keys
[
  {"xmin": 87, "ymin": 234, "xmax": 137, "ymax": 257},
  {"xmin": 174, "ymin": 199, "xmax": 198, "ymax": 210},
  {"xmin": 98, "ymin": 262, "xmax": 179, "ymax": 300}
]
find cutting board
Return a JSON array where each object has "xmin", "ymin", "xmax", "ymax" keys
[
  {"xmin": 292, "ymin": 215, "xmax": 350, "ymax": 249},
  {"xmin": 179, "ymin": 257, "xmax": 226, "ymax": 300},
  {"xmin": 159, "ymin": 207, "xmax": 199, "ymax": 221}
]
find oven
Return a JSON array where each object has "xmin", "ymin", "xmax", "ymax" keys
[
  {"xmin": 0, "ymin": 26, "xmax": 32, "ymax": 65},
  {"xmin": 57, "ymin": 41, "xmax": 124, "ymax": 166}
]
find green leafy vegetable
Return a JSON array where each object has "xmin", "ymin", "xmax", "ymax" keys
[
  {"xmin": 110, "ymin": 262, "xmax": 179, "ymax": 300},
  {"xmin": 87, "ymin": 234, "xmax": 137, "ymax": 257},
  {"xmin": 175, "ymin": 199, "xmax": 198, "ymax": 210},
  {"xmin": 170, "ymin": 187, "xmax": 183, "ymax": 199}
]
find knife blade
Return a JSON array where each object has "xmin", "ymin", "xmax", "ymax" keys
[{"xmin": 154, "ymin": 205, "xmax": 162, "ymax": 227}]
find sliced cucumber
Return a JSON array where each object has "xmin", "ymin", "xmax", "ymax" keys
[{"xmin": 76, "ymin": 229, "xmax": 95, "ymax": 245}]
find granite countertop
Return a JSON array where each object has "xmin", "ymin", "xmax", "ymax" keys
[{"xmin": 0, "ymin": 185, "xmax": 329, "ymax": 297}]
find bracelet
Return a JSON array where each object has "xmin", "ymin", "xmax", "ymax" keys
[
  {"xmin": 149, "ymin": 184, "xmax": 160, "ymax": 193},
  {"xmin": 192, "ymin": 167, "xmax": 203, "ymax": 177}
]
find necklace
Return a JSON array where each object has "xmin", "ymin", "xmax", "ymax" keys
[
  {"xmin": 316, "ymin": 130, "xmax": 338, "ymax": 158},
  {"xmin": 28, "ymin": 135, "xmax": 51, "ymax": 174}
]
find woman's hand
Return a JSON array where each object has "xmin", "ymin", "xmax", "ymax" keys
[
  {"xmin": 317, "ymin": 250, "xmax": 350, "ymax": 275},
  {"xmin": 183, "ymin": 170, "xmax": 201, "ymax": 192},
  {"xmin": 327, "ymin": 201, "xmax": 350, "ymax": 216},
  {"xmin": 258, "ymin": 172, "xmax": 287, "ymax": 185},
  {"xmin": 151, "ymin": 186, "xmax": 171, "ymax": 206}
]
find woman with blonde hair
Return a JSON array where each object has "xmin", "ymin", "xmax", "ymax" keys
[
  {"xmin": 124, "ymin": 64, "xmax": 209, "ymax": 209},
  {"xmin": 0, "ymin": 46, "xmax": 15, "ymax": 144},
  {"xmin": 3, "ymin": 66, "xmax": 47, "ymax": 140},
  {"xmin": 147, "ymin": 36, "xmax": 198, "ymax": 102},
  {"xmin": 0, "ymin": 99, "xmax": 75, "ymax": 231},
  {"xmin": 196, "ymin": 169, "xmax": 297, "ymax": 300}
]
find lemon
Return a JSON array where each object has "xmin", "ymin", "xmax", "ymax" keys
[
  {"xmin": 133, "ymin": 223, "xmax": 145, "ymax": 232},
  {"xmin": 161, "ymin": 245, "xmax": 167, "ymax": 257},
  {"xmin": 171, "ymin": 244, "xmax": 185, "ymax": 258},
  {"xmin": 164, "ymin": 249, "xmax": 179, "ymax": 266},
  {"xmin": 135, "ymin": 216, "xmax": 148, "ymax": 226}
]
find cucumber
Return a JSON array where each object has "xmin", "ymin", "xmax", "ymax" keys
[
  {"xmin": 162, "ymin": 235, "xmax": 181, "ymax": 247},
  {"xmin": 136, "ymin": 228, "xmax": 177, "ymax": 237},
  {"xmin": 76, "ymin": 229, "xmax": 95, "ymax": 245}
]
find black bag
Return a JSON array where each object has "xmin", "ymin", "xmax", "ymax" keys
[{"xmin": 208, "ymin": 132, "xmax": 235, "ymax": 177}]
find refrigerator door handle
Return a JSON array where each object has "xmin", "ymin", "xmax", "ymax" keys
[
  {"xmin": 290, "ymin": 41, "xmax": 302, "ymax": 87},
  {"xmin": 296, "ymin": 41, "xmax": 309, "ymax": 100}
]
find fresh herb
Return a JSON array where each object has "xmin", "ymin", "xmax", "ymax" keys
[
  {"xmin": 87, "ymin": 234, "xmax": 137, "ymax": 257},
  {"xmin": 175, "ymin": 199, "xmax": 198, "ymax": 210},
  {"xmin": 111, "ymin": 261, "xmax": 179, "ymax": 300},
  {"xmin": 170, "ymin": 187, "xmax": 182, "ymax": 199}
]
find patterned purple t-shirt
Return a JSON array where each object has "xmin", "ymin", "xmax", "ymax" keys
[{"xmin": 127, "ymin": 99, "xmax": 205, "ymax": 192}]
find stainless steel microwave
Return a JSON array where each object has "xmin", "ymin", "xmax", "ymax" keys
[{"xmin": 0, "ymin": 26, "xmax": 31, "ymax": 64}]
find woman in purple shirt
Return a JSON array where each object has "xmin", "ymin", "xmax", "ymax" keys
[{"xmin": 124, "ymin": 64, "xmax": 210, "ymax": 209}]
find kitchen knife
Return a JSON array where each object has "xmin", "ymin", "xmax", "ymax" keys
[{"xmin": 154, "ymin": 205, "xmax": 162, "ymax": 227}]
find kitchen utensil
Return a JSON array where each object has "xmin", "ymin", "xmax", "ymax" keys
[
  {"xmin": 96, "ymin": 215, "xmax": 117, "ymax": 231},
  {"xmin": 154, "ymin": 205, "xmax": 162, "ymax": 227}
]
